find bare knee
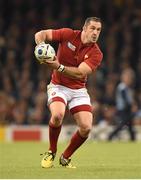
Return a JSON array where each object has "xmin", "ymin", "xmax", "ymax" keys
[
  {"xmin": 50, "ymin": 112, "xmax": 64, "ymax": 126},
  {"xmin": 79, "ymin": 124, "xmax": 92, "ymax": 137}
]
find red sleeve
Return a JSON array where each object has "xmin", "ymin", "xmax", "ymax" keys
[
  {"xmin": 84, "ymin": 47, "xmax": 103, "ymax": 71},
  {"xmin": 52, "ymin": 28, "xmax": 74, "ymax": 42}
]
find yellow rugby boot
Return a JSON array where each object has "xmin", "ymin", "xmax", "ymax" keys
[{"xmin": 40, "ymin": 151, "xmax": 56, "ymax": 168}]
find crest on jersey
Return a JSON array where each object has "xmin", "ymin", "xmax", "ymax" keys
[
  {"xmin": 67, "ymin": 42, "xmax": 76, "ymax": 51},
  {"xmin": 84, "ymin": 54, "xmax": 89, "ymax": 59},
  {"xmin": 51, "ymin": 92, "xmax": 56, "ymax": 96}
]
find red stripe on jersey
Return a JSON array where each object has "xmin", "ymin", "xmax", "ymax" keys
[{"xmin": 70, "ymin": 105, "xmax": 92, "ymax": 114}]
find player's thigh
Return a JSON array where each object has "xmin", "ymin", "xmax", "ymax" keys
[
  {"xmin": 68, "ymin": 87, "xmax": 91, "ymax": 112},
  {"xmin": 73, "ymin": 111, "xmax": 93, "ymax": 129},
  {"xmin": 49, "ymin": 101, "xmax": 66, "ymax": 120},
  {"xmin": 47, "ymin": 83, "xmax": 67, "ymax": 118}
]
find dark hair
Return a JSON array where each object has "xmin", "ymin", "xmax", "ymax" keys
[{"xmin": 84, "ymin": 17, "xmax": 102, "ymax": 26}]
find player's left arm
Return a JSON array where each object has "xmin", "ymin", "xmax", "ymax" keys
[
  {"xmin": 43, "ymin": 56, "xmax": 101, "ymax": 79},
  {"xmin": 63, "ymin": 49, "xmax": 103, "ymax": 79},
  {"xmin": 62, "ymin": 62, "xmax": 92, "ymax": 79},
  {"xmin": 59, "ymin": 52, "xmax": 103, "ymax": 79},
  {"xmin": 43, "ymin": 49, "xmax": 103, "ymax": 79},
  {"xmin": 41, "ymin": 57, "xmax": 92, "ymax": 79}
]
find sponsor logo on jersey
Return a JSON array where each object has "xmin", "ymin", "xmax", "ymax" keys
[{"xmin": 67, "ymin": 42, "xmax": 76, "ymax": 51}]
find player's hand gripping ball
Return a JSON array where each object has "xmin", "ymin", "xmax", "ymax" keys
[{"xmin": 34, "ymin": 43, "xmax": 56, "ymax": 62}]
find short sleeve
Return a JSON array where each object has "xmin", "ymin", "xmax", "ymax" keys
[
  {"xmin": 52, "ymin": 28, "xmax": 74, "ymax": 42},
  {"xmin": 84, "ymin": 49, "xmax": 103, "ymax": 71}
]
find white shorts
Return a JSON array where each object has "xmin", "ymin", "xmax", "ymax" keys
[{"xmin": 47, "ymin": 83, "xmax": 92, "ymax": 114}]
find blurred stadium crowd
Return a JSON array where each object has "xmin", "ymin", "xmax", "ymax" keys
[{"xmin": 0, "ymin": 0, "xmax": 141, "ymax": 126}]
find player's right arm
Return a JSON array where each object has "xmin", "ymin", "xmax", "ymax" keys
[
  {"xmin": 35, "ymin": 28, "xmax": 73, "ymax": 45},
  {"xmin": 35, "ymin": 29, "xmax": 53, "ymax": 45}
]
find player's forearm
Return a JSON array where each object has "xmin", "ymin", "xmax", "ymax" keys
[
  {"xmin": 41, "ymin": 60, "xmax": 85, "ymax": 79},
  {"xmin": 62, "ymin": 66, "xmax": 86, "ymax": 79},
  {"xmin": 35, "ymin": 31, "xmax": 46, "ymax": 44},
  {"xmin": 35, "ymin": 30, "xmax": 52, "ymax": 44}
]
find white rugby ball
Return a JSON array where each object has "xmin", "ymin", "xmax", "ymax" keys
[{"xmin": 34, "ymin": 43, "xmax": 56, "ymax": 61}]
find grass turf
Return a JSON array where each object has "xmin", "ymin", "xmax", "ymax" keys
[{"xmin": 0, "ymin": 141, "xmax": 141, "ymax": 179}]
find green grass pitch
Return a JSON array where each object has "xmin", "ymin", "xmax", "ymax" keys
[{"xmin": 0, "ymin": 141, "xmax": 141, "ymax": 179}]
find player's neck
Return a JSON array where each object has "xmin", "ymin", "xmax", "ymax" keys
[
  {"xmin": 81, "ymin": 31, "xmax": 88, "ymax": 44},
  {"xmin": 81, "ymin": 31, "xmax": 93, "ymax": 45}
]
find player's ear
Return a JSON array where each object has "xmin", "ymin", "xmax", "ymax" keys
[{"xmin": 83, "ymin": 25, "xmax": 86, "ymax": 32}]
